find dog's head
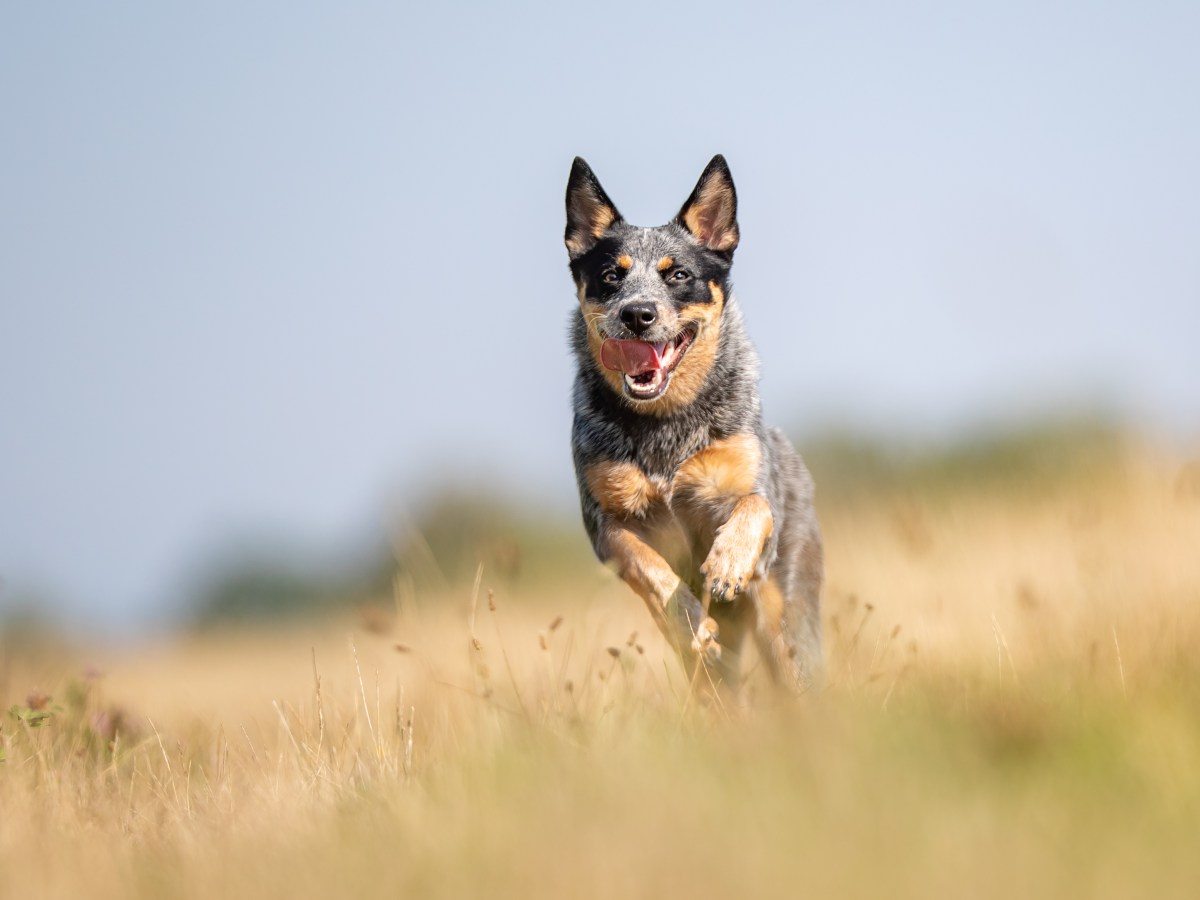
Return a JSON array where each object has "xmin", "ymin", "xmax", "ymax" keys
[{"xmin": 565, "ymin": 156, "xmax": 739, "ymax": 414}]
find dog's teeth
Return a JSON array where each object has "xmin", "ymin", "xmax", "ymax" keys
[{"xmin": 624, "ymin": 369, "xmax": 666, "ymax": 395}]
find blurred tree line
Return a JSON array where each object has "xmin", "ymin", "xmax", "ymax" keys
[
  {"xmin": 187, "ymin": 490, "xmax": 595, "ymax": 628},
  {"xmin": 185, "ymin": 417, "xmax": 1132, "ymax": 627}
]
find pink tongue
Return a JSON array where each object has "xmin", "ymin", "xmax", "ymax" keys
[{"xmin": 601, "ymin": 339, "xmax": 662, "ymax": 375}]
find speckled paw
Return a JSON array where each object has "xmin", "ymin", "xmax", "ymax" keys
[
  {"xmin": 701, "ymin": 545, "xmax": 757, "ymax": 603},
  {"xmin": 690, "ymin": 616, "xmax": 721, "ymax": 662}
]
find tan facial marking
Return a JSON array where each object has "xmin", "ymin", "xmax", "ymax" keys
[
  {"xmin": 674, "ymin": 433, "xmax": 761, "ymax": 503},
  {"xmin": 636, "ymin": 281, "xmax": 725, "ymax": 416},
  {"xmin": 577, "ymin": 285, "xmax": 626, "ymax": 397},
  {"xmin": 578, "ymin": 278, "xmax": 729, "ymax": 416},
  {"xmin": 657, "ymin": 256, "xmax": 675, "ymax": 271},
  {"xmin": 586, "ymin": 461, "xmax": 662, "ymax": 519},
  {"xmin": 617, "ymin": 255, "xmax": 633, "ymax": 270}
]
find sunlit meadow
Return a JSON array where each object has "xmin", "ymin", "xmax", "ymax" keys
[{"xmin": 3, "ymin": 431, "xmax": 1199, "ymax": 899}]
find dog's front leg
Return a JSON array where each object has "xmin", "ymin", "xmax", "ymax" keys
[
  {"xmin": 701, "ymin": 494, "xmax": 774, "ymax": 603},
  {"xmin": 601, "ymin": 524, "xmax": 720, "ymax": 662}
]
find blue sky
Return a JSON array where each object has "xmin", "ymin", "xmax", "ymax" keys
[{"xmin": 2, "ymin": 1, "xmax": 1198, "ymax": 631}]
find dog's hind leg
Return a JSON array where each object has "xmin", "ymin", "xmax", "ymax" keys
[
  {"xmin": 707, "ymin": 598, "xmax": 755, "ymax": 695},
  {"xmin": 751, "ymin": 576, "xmax": 823, "ymax": 694}
]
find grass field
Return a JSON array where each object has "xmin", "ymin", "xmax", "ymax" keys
[{"xmin": 3, "ymin": 436, "xmax": 1200, "ymax": 899}]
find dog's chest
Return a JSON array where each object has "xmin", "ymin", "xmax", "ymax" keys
[{"xmin": 585, "ymin": 432, "xmax": 762, "ymax": 567}]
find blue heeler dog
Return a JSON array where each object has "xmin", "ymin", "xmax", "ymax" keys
[{"xmin": 565, "ymin": 155, "xmax": 823, "ymax": 693}]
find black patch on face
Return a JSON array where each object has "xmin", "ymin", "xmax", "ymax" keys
[
  {"xmin": 572, "ymin": 227, "xmax": 732, "ymax": 311},
  {"xmin": 569, "ymin": 232, "xmax": 634, "ymax": 296}
]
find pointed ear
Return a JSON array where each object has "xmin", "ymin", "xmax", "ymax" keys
[
  {"xmin": 565, "ymin": 157, "xmax": 622, "ymax": 258},
  {"xmin": 676, "ymin": 155, "xmax": 739, "ymax": 253}
]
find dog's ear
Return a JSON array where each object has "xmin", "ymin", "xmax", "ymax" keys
[
  {"xmin": 565, "ymin": 157, "xmax": 622, "ymax": 258},
  {"xmin": 676, "ymin": 155, "xmax": 739, "ymax": 253}
]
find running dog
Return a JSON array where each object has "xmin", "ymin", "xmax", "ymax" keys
[{"xmin": 564, "ymin": 155, "xmax": 823, "ymax": 692}]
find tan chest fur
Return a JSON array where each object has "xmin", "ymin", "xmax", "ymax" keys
[{"xmin": 585, "ymin": 433, "xmax": 762, "ymax": 584}]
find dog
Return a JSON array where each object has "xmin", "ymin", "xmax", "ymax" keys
[{"xmin": 564, "ymin": 155, "xmax": 823, "ymax": 693}]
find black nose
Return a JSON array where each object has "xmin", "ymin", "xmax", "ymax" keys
[{"xmin": 620, "ymin": 302, "xmax": 658, "ymax": 336}]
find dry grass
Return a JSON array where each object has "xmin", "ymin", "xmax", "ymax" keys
[{"xmin": 3, "ymin": 445, "xmax": 1200, "ymax": 899}]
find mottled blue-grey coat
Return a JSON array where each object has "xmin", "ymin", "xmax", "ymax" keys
[{"xmin": 565, "ymin": 155, "xmax": 822, "ymax": 692}]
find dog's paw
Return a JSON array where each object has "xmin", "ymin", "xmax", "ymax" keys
[
  {"xmin": 690, "ymin": 616, "xmax": 721, "ymax": 662},
  {"xmin": 701, "ymin": 538, "xmax": 760, "ymax": 603}
]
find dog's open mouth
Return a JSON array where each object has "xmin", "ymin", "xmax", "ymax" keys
[{"xmin": 600, "ymin": 326, "xmax": 696, "ymax": 400}]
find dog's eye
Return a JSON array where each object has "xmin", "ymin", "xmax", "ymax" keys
[
  {"xmin": 601, "ymin": 269, "xmax": 620, "ymax": 285},
  {"xmin": 671, "ymin": 269, "xmax": 690, "ymax": 282}
]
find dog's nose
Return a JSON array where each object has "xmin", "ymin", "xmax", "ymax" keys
[{"xmin": 620, "ymin": 302, "xmax": 658, "ymax": 336}]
